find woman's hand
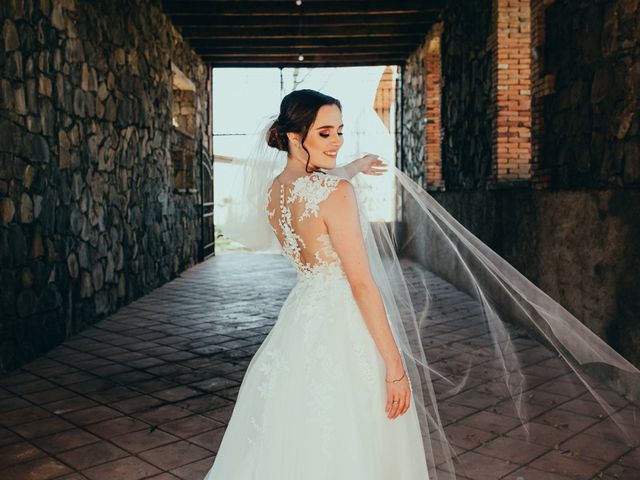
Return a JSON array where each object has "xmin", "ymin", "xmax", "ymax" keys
[
  {"xmin": 385, "ymin": 362, "xmax": 411, "ymax": 420},
  {"xmin": 354, "ymin": 154, "xmax": 388, "ymax": 176}
]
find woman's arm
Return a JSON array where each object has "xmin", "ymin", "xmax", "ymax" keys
[
  {"xmin": 322, "ymin": 179, "xmax": 410, "ymax": 419},
  {"xmin": 326, "ymin": 154, "xmax": 387, "ymax": 179}
]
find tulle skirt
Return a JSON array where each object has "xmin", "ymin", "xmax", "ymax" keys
[{"xmin": 203, "ymin": 268, "xmax": 430, "ymax": 479}]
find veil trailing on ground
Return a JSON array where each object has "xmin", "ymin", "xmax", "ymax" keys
[{"xmin": 221, "ymin": 115, "xmax": 640, "ymax": 479}]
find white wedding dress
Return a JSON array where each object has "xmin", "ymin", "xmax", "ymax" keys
[{"xmin": 203, "ymin": 171, "xmax": 430, "ymax": 479}]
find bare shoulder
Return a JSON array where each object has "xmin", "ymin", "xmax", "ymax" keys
[{"xmin": 320, "ymin": 175, "xmax": 357, "ymax": 217}]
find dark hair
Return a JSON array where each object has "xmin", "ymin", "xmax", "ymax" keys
[{"xmin": 267, "ymin": 89, "xmax": 342, "ymax": 173}]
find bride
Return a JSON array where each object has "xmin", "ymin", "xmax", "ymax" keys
[
  {"xmin": 204, "ymin": 89, "xmax": 432, "ymax": 479},
  {"xmin": 204, "ymin": 89, "xmax": 639, "ymax": 479}
]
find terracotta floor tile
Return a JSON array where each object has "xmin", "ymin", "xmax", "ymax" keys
[
  {"xmin": 505, "ymin": 421, "xmax": 577, "ymax": 448},
  {"xmin": 12, "ymin": 416, "xmax": 75, "ymax": 439},
  {"xmin": 159, "ymin": 414, "xmax": 222, "ymax": 439},
  {"xmin": 81, "ymin": 455, "xmax": 161, "ymax": 480},
  {"xmin": 0, "ymin": 425, "xmax": 22, "ymax": 446},
  {"xmin": 110, "ymin": 395, "xmax": 163, "ymax": 414},
  {"xmin": 43, "ymin": 396, "xmax": 99, "ymax": 416},
  {"xmin": 187, "ymin": 426, "xmax": 225, "ymax": 453},
  {"xmin": 32, "ymin": 428, "xmax": 100, "ymax": 454},
  {"xmin": 84, "ymin": 416, "xmax": 148, "ymax": 439},
  {"xmin": 582, "ymin": 419, "xmax": 640, "ymax": 446},
  {"xmin": 202, "ymin": 405, "xmax": 234, "ymax": 424},
  {"xmin": 453, "ymin": 451, "xmax": 519, "ymax": 479},
  {"xmin": 138, "ymin": 440, "xmax": 211, "ymax": 470},
  {"xmin": 533, "ymin": 407, "xmax": 599, "ymax": 433},
  {"xmin": 474, "ymin": 434, "xmax": 549, "ymax": 464},
  {"xmin": 602, "ymin": 462, "xmax": 640, "ymax": 480},
  {"xmin": 55, "ymin": 440, "xmax": 129, "ymax": 470},
  {"xmin": 458, "ymin": 410, "xmax": 521, "ymax": 435},
  {"xmin": 62, "ymin": 406, "xmax": 122, "ymax": 426},
  {"xmin": 170, "ymin": 456, "xmax": 214, "ymax": 479},
  {"xmin": 502, "ymin": 466, "xmax": 574, "ymax": 479},
  {"xmin": 6, "ymin": 379, "xmax": 57, "ymax": 395},
  {"xmin": 23, "ymin": 388, "xmax": 76, "ymax": 406},
  {"xmin": 132, "ymin": 404, "xmax": 192, "ymax": 426},
  {"xmin": 0, "ymin": 405, "xmax": 52, "ymax": 427},
  {"xmin": 0, "ymin": 396, "xmax": 33, "ymax": 412},
  {"xmin": 619, "ymin": 446, "xmax": 640, "ymax": 468},
  {"xmin": 560, "ymin": 431, "xmax": 630, "ymax": 464},
  {"xmin": 527, "ymin": 449, "xmax": 606, "ymax": 479},
  {"xmin": 443, "ymin": 423, "xmax": 497, "ymax": 450},
  {"xmin": 0, "ymin": 456, "xmax": 72, "ymax": 480},
  {"xmin": 110, "ymin": 427, "xmax": 180, "ymax": 453},
  {"xmin": 0, "ymin": 441, "xmax": 46, "ymax": 469}
]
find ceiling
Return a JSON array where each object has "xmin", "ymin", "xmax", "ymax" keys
[{"xmin": 161, "ymin": 0, "xmax": 443, "ymax": 67}]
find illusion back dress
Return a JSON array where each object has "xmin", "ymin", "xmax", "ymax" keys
[{"xmin": 203, "ymin": 171, "xmax": 430, "ymax": 480}]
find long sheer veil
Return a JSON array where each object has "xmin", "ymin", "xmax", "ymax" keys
[{"xmin": 219, "ymin": 110, "xmax": 640, "ymax": 479}]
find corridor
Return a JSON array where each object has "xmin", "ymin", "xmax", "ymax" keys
[{"xmin": 0, "ymin": 254, "xmax": 638, "ymax": 480}]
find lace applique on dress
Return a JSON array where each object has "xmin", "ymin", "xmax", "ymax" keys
[
  {"xmin": 290, "ymin": 173, "xmax": 341, "ymax": 221},
  {"xmin": 266, "ymin": 172, "xmax": 345, "ymax": 279}
]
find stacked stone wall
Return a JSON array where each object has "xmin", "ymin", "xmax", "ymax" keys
[
  {"xmin": 0, "ymin": 0, "xmax": 210, "ymax": 372},
  {"xmin": 440, "ymin": 0, "xmax": 494, "ymax": 190},
  {"xmin": 541, "ymin": 0, "xmax": 639, "ymax": 189},
  {"xmin": 398, "ymin": 0, "xmax": 640, "ymax": 367},
  {"xmin": 397, "ymin": 42, "xmax": 427, "ymax": 188}
]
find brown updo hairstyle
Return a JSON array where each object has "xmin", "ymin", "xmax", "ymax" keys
[{"xmin": 267, "ymin": 89, "xmax": 342, "ymax": 174}]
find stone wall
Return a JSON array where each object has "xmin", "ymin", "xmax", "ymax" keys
[
  {"xmin": 542, "ymin": 0, "xmax": 639, "ymax": 189},
  {"xmin": 398, "ymin": 0, "xmax": 640, "ymax": 367},
  {"xmin": 440, "ymin": 0, "xmax": 494, "ymax": 190},
  {"xmin": 397, "ymin": 40, "xmax": 427, "ymax": 188},
  {"xmin": 424, "ymin": 189, "xmax": 640, "ymax": 367},
  {"xmin": 0, "ymin": 0, "xmax": 210, "ymax": 373},
  {"xmin": 399, "ymin": 1, "xmax": 494, "ymax": 191}
]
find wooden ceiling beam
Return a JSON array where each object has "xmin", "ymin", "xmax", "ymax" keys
[
  {"xmin": 186, "ymin": 37, "xmax": 424, "ymax": 49},
  {"xmin": 207, "ymin": 57, "xmax": 407, "ymax": 66},
  {"xmin": 197, "ymin": 48, "xmax": 414, "ymax": 57},
  {"xmin": 176, "ymin": 22, "xmax": 435, "ymax": 39},
  {"xmin": 210, "ymin": 60, "xmax": 403, "ymax": 68},
  {"xmin": 202, "ymin": 50, "xmax": 411, "ymax": 58},
  {"xmin": 169, "ymin": 13, "xmax": 436, "ymax": 27},
  {"xmin": 162, "ymin": 1, "xmax": 442, "ymax": 16}
]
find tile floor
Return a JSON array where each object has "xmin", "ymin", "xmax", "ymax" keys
[{"xmin": 0, "ymin": 253, "xmax": 638, "ymax": 479}]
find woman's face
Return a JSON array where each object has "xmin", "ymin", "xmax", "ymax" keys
[{"xmin": 294, "ymin": 104, "xmax": 344, "ymax": 170}]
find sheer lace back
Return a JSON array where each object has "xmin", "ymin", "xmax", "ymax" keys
[{"xmin": 266, "ymin": 172, "xmax": 344, "ymax": 278}]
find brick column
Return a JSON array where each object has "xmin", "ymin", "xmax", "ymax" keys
[
  {"xmin": 488, "ymin": 0, "xmax": 533, "ymax": 187},
  {"xmin": 424, "ymin": 23, "xmax": 445, "ymax": 191}
]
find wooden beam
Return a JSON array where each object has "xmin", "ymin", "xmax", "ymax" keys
[
  {"xmin": 208, "ymin": 58, "xmax": 406, "ymax": 67},
  {"xmin": 205, "ymin": 58, "xmax": 406, "ymax": 68},
  {"xmin": 162, "ymin": 1, "xmax": 442, "ymax": 16},
  {"xmin": 186, "ymin": 37, "xmax": 424, "ymax": 49},
  {"xmin": 169, "ymin": 13, "xmax": 437, "ymax": 27},
  {"xmin": 176, "ymin": 22, "xmax": 436, "ymax": 39},
  {"xmin": 197, "ymin": 50, "xmax": 414, "ymax": 59}
]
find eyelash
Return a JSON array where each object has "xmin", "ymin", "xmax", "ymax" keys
[{"xmin": 320, "ymin": 132, "xmax": 343, "ymax": 138}]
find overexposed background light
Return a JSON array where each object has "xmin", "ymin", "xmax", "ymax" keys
[{"xmin": 212, "ymin": 66, "xmax": 397, "ymax": 251}]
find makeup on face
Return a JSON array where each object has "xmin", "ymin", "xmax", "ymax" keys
[{"xmin": 302, "ymin": 104, "xmax": 344, "ymax": 170}]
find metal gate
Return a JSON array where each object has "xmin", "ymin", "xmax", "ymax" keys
[{"xmin": 200, "ymin": 141, "xmax": 215, "ymax": 260}]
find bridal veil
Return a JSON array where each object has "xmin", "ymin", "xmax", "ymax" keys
[{"xmin": 220, "ymin": 107, "xmax": 639, "ymax": 479}]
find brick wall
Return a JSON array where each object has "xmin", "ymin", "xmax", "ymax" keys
[
  {"xmin": 424, "ymin": 23, "xmax": 444, "ymax": 191},
  {"xmin": 487, "ymin": 0, "xmax": 533, "ymax": 187}
]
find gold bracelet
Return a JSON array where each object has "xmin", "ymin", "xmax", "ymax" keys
[{"xmin": 385, "ymin": 371, "xmax": 406, "ymax": 383}]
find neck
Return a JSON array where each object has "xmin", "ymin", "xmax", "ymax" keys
[{"xmin": 285, "ymin": 154, "xmax": 318, "ymax": 175}]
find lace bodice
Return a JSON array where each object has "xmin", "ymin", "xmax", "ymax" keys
[{"xmin": 266, "ymin": 172, "xmax": 344, "ymax": 279}]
